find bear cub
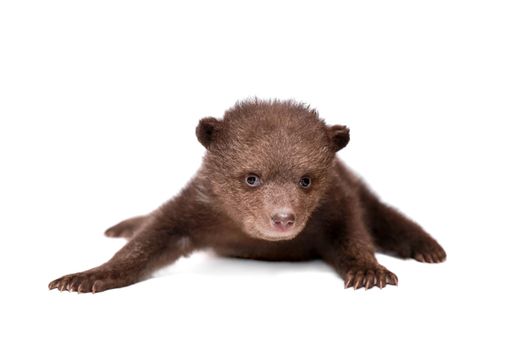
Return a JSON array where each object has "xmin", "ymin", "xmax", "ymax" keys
[{"xmin": 49, "ymin": 99, "xmax": 446, "ymax": 293}]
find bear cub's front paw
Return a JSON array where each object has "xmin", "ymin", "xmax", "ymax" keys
[
  {"xmin": 412, "ymin": 239, "xmax": 447, "ymax": 264},
  {"xmin": 344, "ymin": 264, "xmax": 398, "ymax": 290},
  {"xmin": 49, "ymin": 266, "xmax": 137, "ymax": 293}
]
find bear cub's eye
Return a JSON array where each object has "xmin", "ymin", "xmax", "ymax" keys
[
  {"xmin": 245, "ymin": 174, "xmax": 261, "ymax": 187},
  {"xmin": 299, "ymin": 176, "xmax": 311, "ymax": 189}
]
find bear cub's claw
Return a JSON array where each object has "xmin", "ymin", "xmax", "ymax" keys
[{"xmin": 344, "ymin": 264, "xmax": 398, "ymax": 290}]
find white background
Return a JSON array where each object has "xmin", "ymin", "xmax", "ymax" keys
[{"xmin": 1, "ymin": 1, "xmax": 524, "ymax": 349}]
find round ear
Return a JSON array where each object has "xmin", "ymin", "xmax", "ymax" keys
[
  {"xmin": 196, "ymin": 117, "xmax": 222, "ymax": 149},
  {"xmin": 327, "ymin": 125, "xmax": 350, "ymax": 152}
]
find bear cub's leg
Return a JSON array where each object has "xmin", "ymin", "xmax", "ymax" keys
[
  {"xmin": 322, "ymin": 202, "xmax": 398, "ymax": 290},
  {"xmin": 360, "ymin": 186, "xmax": 447, "ymax": 263},
  {"xmin": 325, "ymin": 243, "xmax": 398, "ymax": 289},
  {"xmin": 333, "ymin": 241, "xmax": 398, "ymax": 290},
  {"xmin": 49, "ymin": 221, "xmax": 192, "ymax": 293}
]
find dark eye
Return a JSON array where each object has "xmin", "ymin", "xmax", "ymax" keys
[
  {"xmin": 245, "ymin": 174, "xmax": 261, "ymax": 187},
  {"xmin": 299, "ymin": 176, "xmax": 311, "ymax": 189}
]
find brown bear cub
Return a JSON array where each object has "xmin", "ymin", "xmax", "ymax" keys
[{"xmin": 49, "ymin": 99, "xmax": 446, "ymax": 293}]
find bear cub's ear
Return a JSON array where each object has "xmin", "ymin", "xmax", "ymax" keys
[
  {"xmin": 327, "ymin": 125, "xmax": 350, "ymax": 152},
  {"xmin": 196, "ymin": 117, "xmax": 222, "ymax": 149}
]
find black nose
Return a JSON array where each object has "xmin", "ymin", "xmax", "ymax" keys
[{"xmin": 271, "ymin": 212, "xmax": 296, "ymax": 230}]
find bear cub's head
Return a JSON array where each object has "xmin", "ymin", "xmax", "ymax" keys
[{"xmin": 196, "ymin": 99, "xmax": 349, "ymax": 241}]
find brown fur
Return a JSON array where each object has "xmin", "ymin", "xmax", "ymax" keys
[{"xmin": 49, "ymin": 99, "xmax": 446, "ymax": 293}]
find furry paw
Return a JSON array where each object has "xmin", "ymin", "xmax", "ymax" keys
[
  {"xmin": 344, "ymin": 264, "xmax": 398, "ymax": 290},
  {"xmin": 104, "ymin": 216, "xmax": 146, "ymax": 239},
  {"xmin": 412, "ymin": 240, "xmax": 447, "ymax": 263},
  {"xmin": 49, "ymin": 267, "xmax": 137, "ymax": 293},
  {"xmin": 105, "ymin": 225, "xmax": 134, "ymax": 238}
]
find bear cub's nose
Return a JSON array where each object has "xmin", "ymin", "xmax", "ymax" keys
[{"xmin": 271, "ymin": 212, "xmax": 296, "ymax": 231}]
